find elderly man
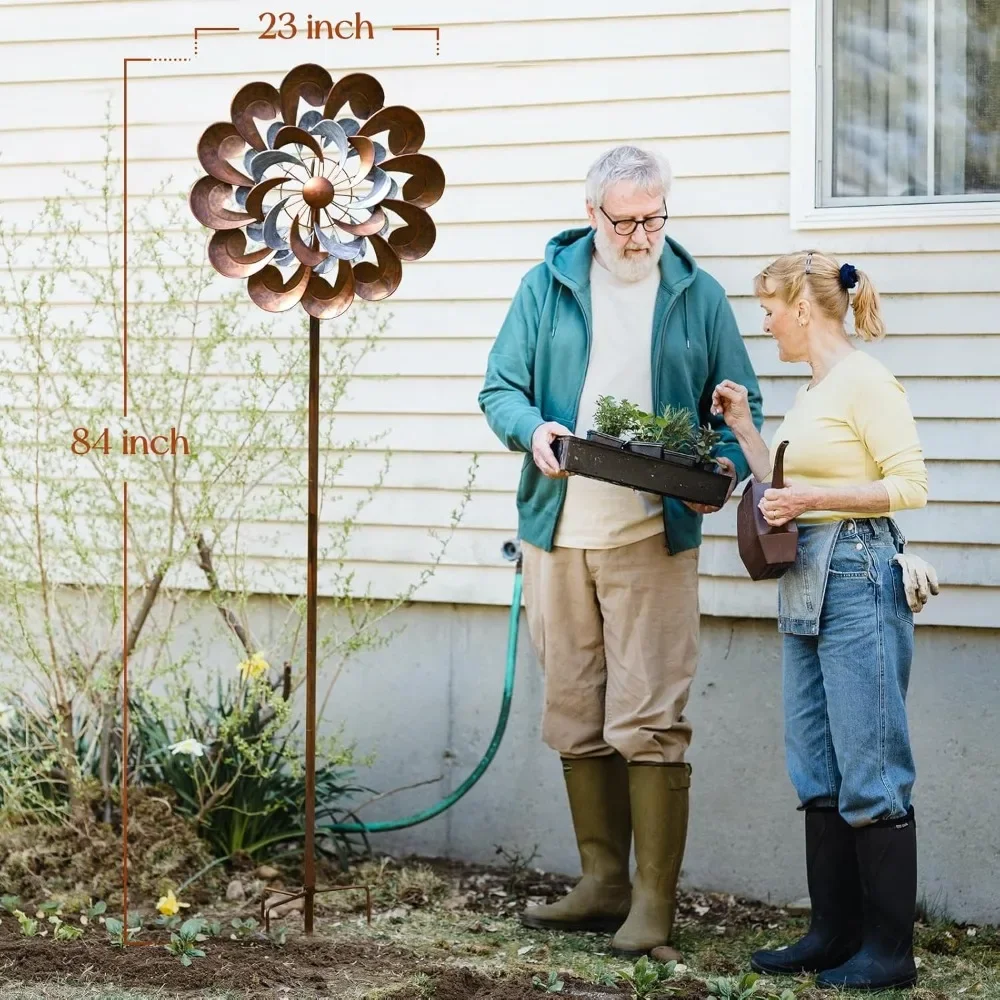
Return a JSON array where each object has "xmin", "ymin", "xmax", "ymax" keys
[{"xmin": 477, "ymin": 145, "xmax": 764, "ymax": 957}]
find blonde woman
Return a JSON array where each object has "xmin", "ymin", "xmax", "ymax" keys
[{"xmin": 711, "ymin": 252, "xmax": 936, "ymax": 992}]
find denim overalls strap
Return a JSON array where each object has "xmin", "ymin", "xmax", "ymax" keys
[{"xmin": 777, "ymin": 517, "xmax": 908, "ymax": 635}]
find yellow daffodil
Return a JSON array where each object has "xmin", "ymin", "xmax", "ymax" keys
[
  {"xmin": 238, "ymin": 652, "xmax": 270, "ymax": 681},
  {"xmin": 156, "ymin": 889, "xmax": 190, "ymax": 917}
]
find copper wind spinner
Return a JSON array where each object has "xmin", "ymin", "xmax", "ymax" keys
[
  {"xmin": 191, "ymin": 62, "xmax": 444, "ymax": 316},
  {"xmin": 188, "ymin": 63, "xmax": 445, "ymax": 935}
]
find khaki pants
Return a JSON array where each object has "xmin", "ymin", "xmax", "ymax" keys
[{"xmin": 522, "ymin": 534, "xmax": 700, "ymax": 764}]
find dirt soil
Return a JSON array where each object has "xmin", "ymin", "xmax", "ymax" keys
[{"xmin": 0, "ymin": 912, "xmax": 628, "ymax": 999}]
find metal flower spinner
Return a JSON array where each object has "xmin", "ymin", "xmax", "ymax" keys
[
  {"xmin": 188, "ymin": 63, "xmax": 444, "ymax": 936},
  {"xmin": 191, "ymin": 62, "xmax": 444, "ymax": 317}
]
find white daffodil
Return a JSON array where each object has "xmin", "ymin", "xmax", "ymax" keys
[{"xmin": 168, "ymin": 738, "xmax": 208, "ymax": 758}]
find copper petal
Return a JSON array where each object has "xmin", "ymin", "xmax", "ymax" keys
[
  {"xmin": 353, "ymin": 235, "xmax": 402, "ymax": 301},
  {"xmin": 197, "ymin": 122, "xmax": 254, "ymax": 187},
  {"xmin": 245, "ymin": 176, "xmax": 287, "ymax": 222},
  {"xmin": 358, "ymin": 106, "xmax": 425, "ymax": 156},
  {"xmin": 346, "ymin": 135, "xmax": 376, "ymax": 179},
  {"xmin": 334, "ymin": 206, "xmax": 386, "ymax": 237},
  {"xmin": 301, "ymin": 261, "xmax": 356, "ymax": 319},
  {"xmin": 247, "ymin": 263, "xmax": 311, "ymax": 313},
  {"xmin": 208, "ymin": 230, "xmax": 273, "ymax": 278},
  {"xmin": 280, "ymin": 63, "xmax": 333, "ymax": 134},
  {"xmin": 323, "ymin": 72, "xmax": 385, "ymax": 121},
  {"xmin": 231, "ymin": 81, "xmax": 281, "ymax": 152},
  {"xmin": 272, "ymin": 125, "xmax": 325, "ymax": 161},
  {"xmin": 382, "ymin": 199, "xmax": 436, "ymax": 261},
  {"xmin": 190, "ymin": 176, "xmax": 255, "ymax": 231},
  {"xmin": 290, "ymin": 213, "xmax": 328, "ymax": 268},
  {"xmin": 378, "ymin": 154, "xmax": 446, "ymax": 209}
]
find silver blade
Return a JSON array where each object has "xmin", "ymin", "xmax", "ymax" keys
[
  {"xmin": 298, "ymin": 109, "xmax": 323, "ymax": 131},
  {"xmin": 250, "ymin": 149, "xmax": 305, "ymax": 183},
  {"xmin": 266, "ymin": 121, "xmax": 284, "ymax": 148},
  {"xmin": 314, "ymin": 221, "xmax": 365, "ymax": 260},
  {"xmin": 308, "ymin": 119, "xmax": 351, "ymax": 164},
  {"xmin": 263, "ymin": 197, "xmax": 292, "ymax": 250},
  {"xmin": 350, "ymin": 169, "xmax": 392, "ymax": 210}
]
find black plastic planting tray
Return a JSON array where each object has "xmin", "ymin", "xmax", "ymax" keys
[{"xmin": 552, "ymin": 431, "xmax": 732, "ymax": 507}]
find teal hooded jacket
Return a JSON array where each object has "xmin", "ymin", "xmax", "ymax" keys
[{"xmin": 478, "ymin": 226, "xmax": 764, "ymax": 556}]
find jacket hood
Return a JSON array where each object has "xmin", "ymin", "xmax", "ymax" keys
[{"xmin": 543, "ymin": 225, "xmax": 699, "ymax": 294}]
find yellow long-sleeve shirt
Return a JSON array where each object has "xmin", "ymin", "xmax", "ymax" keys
[{"xmin": 768, "ymin": 350, "xmax": 928, "ymax": 524}]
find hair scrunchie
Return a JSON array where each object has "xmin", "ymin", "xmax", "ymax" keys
[{"xmin": 839, "ymin": 262, "xmax": 859, "ymax": 290}]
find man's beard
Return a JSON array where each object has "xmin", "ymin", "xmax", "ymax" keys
[{"xmin": 594, "ymin": 225, "xmax": 664, "ymax": 282}]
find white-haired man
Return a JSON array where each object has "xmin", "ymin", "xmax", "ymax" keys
[{"xmin": 478, "ymin": 146, "xmax": 764, "ymax": 957}]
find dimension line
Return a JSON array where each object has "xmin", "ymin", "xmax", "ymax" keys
[{"xmin": 392, "ymin": 24, "xmax": 441, "ymax": 56}]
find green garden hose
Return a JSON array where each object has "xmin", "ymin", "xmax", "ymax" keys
[{"xmin": 322, "ymin": 539, "xmax": 523, "ymax": 835}]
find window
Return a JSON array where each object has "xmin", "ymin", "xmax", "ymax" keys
[{"xmin": 791, "ymin": 0, "xmax": 1000, "ymax": 227}]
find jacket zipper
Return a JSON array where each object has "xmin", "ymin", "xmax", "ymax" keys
[
  {"xmin": 652, "ymin": 291, "xmax": 683, "ymax": 555},
  {"xmin": 547, "ymin": 285, "xmax": 593, "ymax": 547}
]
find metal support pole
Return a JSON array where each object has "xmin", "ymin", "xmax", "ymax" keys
[{"xmin": 304, "ymin": 314, "xmax": 320, "ymax": 934}]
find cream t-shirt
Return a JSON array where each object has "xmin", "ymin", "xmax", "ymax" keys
[{"xmin": 553, "ymin": 257, "xmax": 664, "ymax": 549}]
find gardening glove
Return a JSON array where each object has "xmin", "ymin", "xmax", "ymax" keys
[{"xmin": 891, "ymin": 552, "xmax": 940, "ymax": 613}]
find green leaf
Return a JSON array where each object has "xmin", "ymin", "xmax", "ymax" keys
[{"xmin": 180, "ymin": 917, "xmax": 205, "ymax": 938}]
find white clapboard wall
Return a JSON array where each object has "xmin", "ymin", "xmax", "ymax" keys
[{"xmin": 0, "ymin": 1, "xmax": 997, "ymax": 628}]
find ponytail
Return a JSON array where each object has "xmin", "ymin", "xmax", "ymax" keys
[{"xmin": 849, "ymin": 268, "xmax": 886, "ymax": 342}]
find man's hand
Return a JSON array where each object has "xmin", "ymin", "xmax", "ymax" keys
[
  {"xmin": 758, "ymin": 483, "xmax": 821, "ymax": 526},
  {"xmin": 892, "ymin": 552, "xmax": 940, "ymax": 613},
  {"xmin": 531, "ymin": 421, "xmax": 572, "ymax": 478},
  {"xmin": 683, "ymin": 455, "xmax": 737, "ymax": 515}
]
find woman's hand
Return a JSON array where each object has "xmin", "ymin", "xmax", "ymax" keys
[
  {"xmin": 758, "ymin": 483, "xmax": 821, "ymax": 526},
  {"xmin": 711, "ymin": 380, "xmax": 753, "ymax": 432}
]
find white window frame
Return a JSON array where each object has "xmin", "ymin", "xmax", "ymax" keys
[{"xmin": 790, "ymin": 0, "xmax": 1000, "ymax": 229}]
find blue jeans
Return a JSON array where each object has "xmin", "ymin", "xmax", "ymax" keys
[{"xmin": 782, "ymin": 518, "xmax": 916, "ymax": 827}]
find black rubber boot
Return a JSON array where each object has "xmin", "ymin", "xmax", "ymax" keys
[
  {"xmin": 751, "ymin": 807, "xmax": 863, "ymax": 974},
  {"xmin": 817, "ymin": 807, "xmax": 918, "ymax": 992}
]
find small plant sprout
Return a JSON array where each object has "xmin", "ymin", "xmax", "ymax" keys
[
  {"xmin": 231, "ymin": 916, "xmax": 259, "ymax": 940},
  {"xmin": 531, "ymin": 970, "xmax": 565, "ymax": 993},
  {"xmin": 705, "ymin": 973, "xmax": 785, "ymax": 999},
  {"xmin": 104, "ymin": 913, "xmax": 142, "ymax": 948},
  {"xmin": 616, "ymin": 955, "xmax": 679, "ymax": 997},
  {"xmin": 164, "ymin": 917, "xmax": 208, "ymax": 966},
  {"xmin": 14, "ymin": 910, "xmax": 41, "ymax": 937},
  {"xmin": 79, "ymin": 899, "xmax": 107, "ymax": 927}
]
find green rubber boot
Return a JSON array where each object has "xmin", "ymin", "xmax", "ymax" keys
[
  {"xmin": 610, "ymin": 762, "xmax": 690, "ymax": 956},
  {"xmin": 519, "ymin": 754, "xmax": 632, "ymax": 933}
]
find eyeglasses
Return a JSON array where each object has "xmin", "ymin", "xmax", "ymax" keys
[{"xmin": 599, "ymin": 201, "xmax": 668, "ymax": 236}]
